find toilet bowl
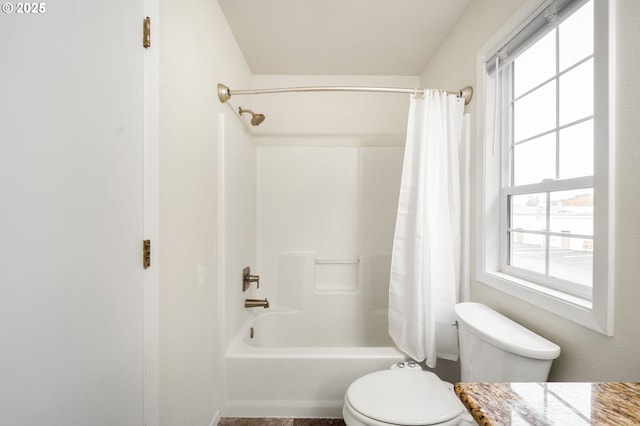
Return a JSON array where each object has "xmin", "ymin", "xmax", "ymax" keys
[
  {"xmin": 343, "ymin": 369, "xmax": 474, "ymax": 426},
  {"xmin": 342, "ymin": 303, "xmax": 561, "ymax": 425}
]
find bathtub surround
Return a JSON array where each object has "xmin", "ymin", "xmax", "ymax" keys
[{"xmin": 256, "ymin": 147, "xmax": 403, "ymax": 310}]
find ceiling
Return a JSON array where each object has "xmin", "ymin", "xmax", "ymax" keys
[{"xmin": 217, "ymin": 0, "xmax": 473, "ymax": 76}]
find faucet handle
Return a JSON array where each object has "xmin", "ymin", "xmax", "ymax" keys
[{"xmin": 242, "ymin": 266, "xmax": 260, "ymax": 291}]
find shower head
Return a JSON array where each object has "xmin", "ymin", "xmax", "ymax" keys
[
  {"xmin": 251, "ymin": 113, "xmax": 265, "ymax": 126},
  {"xmin": 238, "ymin": 107, "xmax": 266, "ymax": 126}
]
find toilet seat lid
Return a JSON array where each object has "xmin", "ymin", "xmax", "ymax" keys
[{"xmin": 345, "ymin": 370, "xmax": 462, "ymax": 425}]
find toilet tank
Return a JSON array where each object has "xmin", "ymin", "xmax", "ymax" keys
[{"xmin": 454, "ymin": 303, "xmax": 561, "ymax": 382}]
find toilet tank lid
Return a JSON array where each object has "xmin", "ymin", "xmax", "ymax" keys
[{"xmin": 454, "ymin": 303, "xmax": 561, "ymax": 360}]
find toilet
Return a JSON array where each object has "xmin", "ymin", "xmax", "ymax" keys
[{"xmin": 342, "ymin": 302, "xmax": 561, "ymax": 425}]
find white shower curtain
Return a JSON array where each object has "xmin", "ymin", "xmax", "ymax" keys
[{"xmin": 388, "ymin": 90, "xmax": 465, "ymax": 368}]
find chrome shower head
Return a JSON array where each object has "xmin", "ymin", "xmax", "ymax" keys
[{"xmin": 238, "ymin": 107, "xmax": 266, "ymax": 126}]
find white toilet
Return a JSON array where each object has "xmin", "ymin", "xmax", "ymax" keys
[{"xmin": 342, "ymin": 302, "xmax": 561, "ymax": 426}]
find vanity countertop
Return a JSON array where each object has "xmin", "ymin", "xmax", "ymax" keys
[{"xmin": 454, "ymin": 382, "xmax": 640, "ymax": 425}]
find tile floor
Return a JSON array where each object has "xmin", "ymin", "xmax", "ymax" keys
[{"xmin": 219, "ymin": 418, "xmax": 346, "ymax": 426}]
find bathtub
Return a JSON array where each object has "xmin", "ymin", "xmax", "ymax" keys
[{"xmin": 223, "ymin": 309, "xmax": 406, "ymax": 418}]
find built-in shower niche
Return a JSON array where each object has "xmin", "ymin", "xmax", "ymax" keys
[{"xmin": 277, "ymin": 253, "xmax": 393, "ymax": 347}]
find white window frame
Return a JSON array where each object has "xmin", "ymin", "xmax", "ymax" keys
[{"xmin": 476, "ymin": 0, "xmax": 615, "ymax": 335}]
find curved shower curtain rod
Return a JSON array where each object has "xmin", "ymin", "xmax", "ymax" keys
[{"xmin": 217, "ymin": 83, "xmax": 473, "ymax": 105}]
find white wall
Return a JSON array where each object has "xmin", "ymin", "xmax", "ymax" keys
[
  {"xmin": 420, "ymin": 0, "xmax": 640, "ymax": 381},
  {"xmin": 159, "ymin": 0, "xmax": 253, "ymax": 424},
  {"xmin": 251, "ymin": 74, "xmax": 418, "ymax": 140}
]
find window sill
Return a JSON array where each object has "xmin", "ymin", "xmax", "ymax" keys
[{"xmin": 477, "ymin": 270, "xmax": 612, "ymax": 336}]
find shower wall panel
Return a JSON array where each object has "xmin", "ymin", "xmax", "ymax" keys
[
  {"xmin": 256, "ymin": 145, "xmax": 403, "ymax": 339},
  {"xmin": 314, "ymin": 149, "xmax": 359, "ymax": 292},
  {"xmin": 358, "ymin": 148, "xmax": 405, "ymax": 253}
]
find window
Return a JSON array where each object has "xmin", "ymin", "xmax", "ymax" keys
[{"xmin": 477, "ymin": 0, "xmax": 614, "ymax": 334}]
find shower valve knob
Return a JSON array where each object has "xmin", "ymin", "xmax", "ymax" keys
[{"xmin": 242, "ymin": 266, "xmax": 260, "ymax": 291}]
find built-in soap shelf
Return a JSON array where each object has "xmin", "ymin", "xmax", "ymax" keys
[
  {"xmin": 314, "ymin": 258, "xmax": 359, "ymax": 264},
  {"xmin": 314, "ymin": 257, "xmax": 359, "ymax": 292}
]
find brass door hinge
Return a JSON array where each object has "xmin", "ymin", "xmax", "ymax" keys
[
  {"xmin": 143, "ymin": 17, "xmax": 151, "ymax": 48},
  {"xmin": 143, "ymin": 240, "xmax": 151, "ymax": 269}
]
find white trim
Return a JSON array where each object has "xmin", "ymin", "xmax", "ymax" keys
[
  {"xmin": 504, "ymin": 176, "xmax": 593, "ymax": 195},
  {"xmin": 460, "ymin": 114, "xmax": 471, "ymax": 302},
  {"xmin": 476, "ymin": 0, "xmax": 614, "ymax": 336},
  {"xmin": 216, "ymin": 112, "xmax": 228, "ymax": 423},
  {"xmin": 209, "ymin": 410, "xmax": 222, "ymax": 426},
  {"xmin": 591, "ymin": 0, "xmax": 616, "ymax": 337},
  {"xmin": 143, "ymin": 0, "xmax": 160, "ymax": 424},
  {"xmin": 477, "ymin": 270, "xmax": 604, "ymax": 328},
  {"xmin": 502, "ymin": 264, "xmax": 592, "ymax": 300}
]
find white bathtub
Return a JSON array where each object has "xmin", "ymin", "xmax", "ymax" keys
[{"xmin": 223, "ymin": 309, "xmax": 406, "ymax": 418}]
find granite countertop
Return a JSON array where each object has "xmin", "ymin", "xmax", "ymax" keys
[{"xmin": 454, "ymin": 382, "xmax": 640, "ymax": 425}]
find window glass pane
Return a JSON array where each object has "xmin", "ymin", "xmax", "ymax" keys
[
  {"xmin": 559, "ymin": 0, "xmax": 593, "ymax": 71},
  {"xmin": 510, "ymin": 232, "xmax": 546, "ymax": 274},
  {"xmin": 559, "ymin": 58, "xmax": 593, "ymax": 126},
  {"xmin": 550, "ymin": 189, "xmax": 593, "ymax": 235},
  {"xmin": 514, "ymin": 80, "xmax": 556, "ymax": 142},
  {"xmin": 559, "ymin": 120, "xmax": 593, "ymax": 179},
  {"xmin": 513, "ymin": 133, "xmax": 556, "ymax": 185},
  {"xmin": 514, "ymin": 30, "xmax": 556, "ymax": 98},
  {"xmin": 549, "ymin": 237, "xmax": 593, "ymax": 286},
  {"xmin": 510, "ymin": 193, "xmax": 547, "ymax": 231}
]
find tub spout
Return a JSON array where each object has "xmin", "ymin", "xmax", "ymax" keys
[{"xmin": 245, "ymin": 298, "xmax": 269, "ymax": 309}]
